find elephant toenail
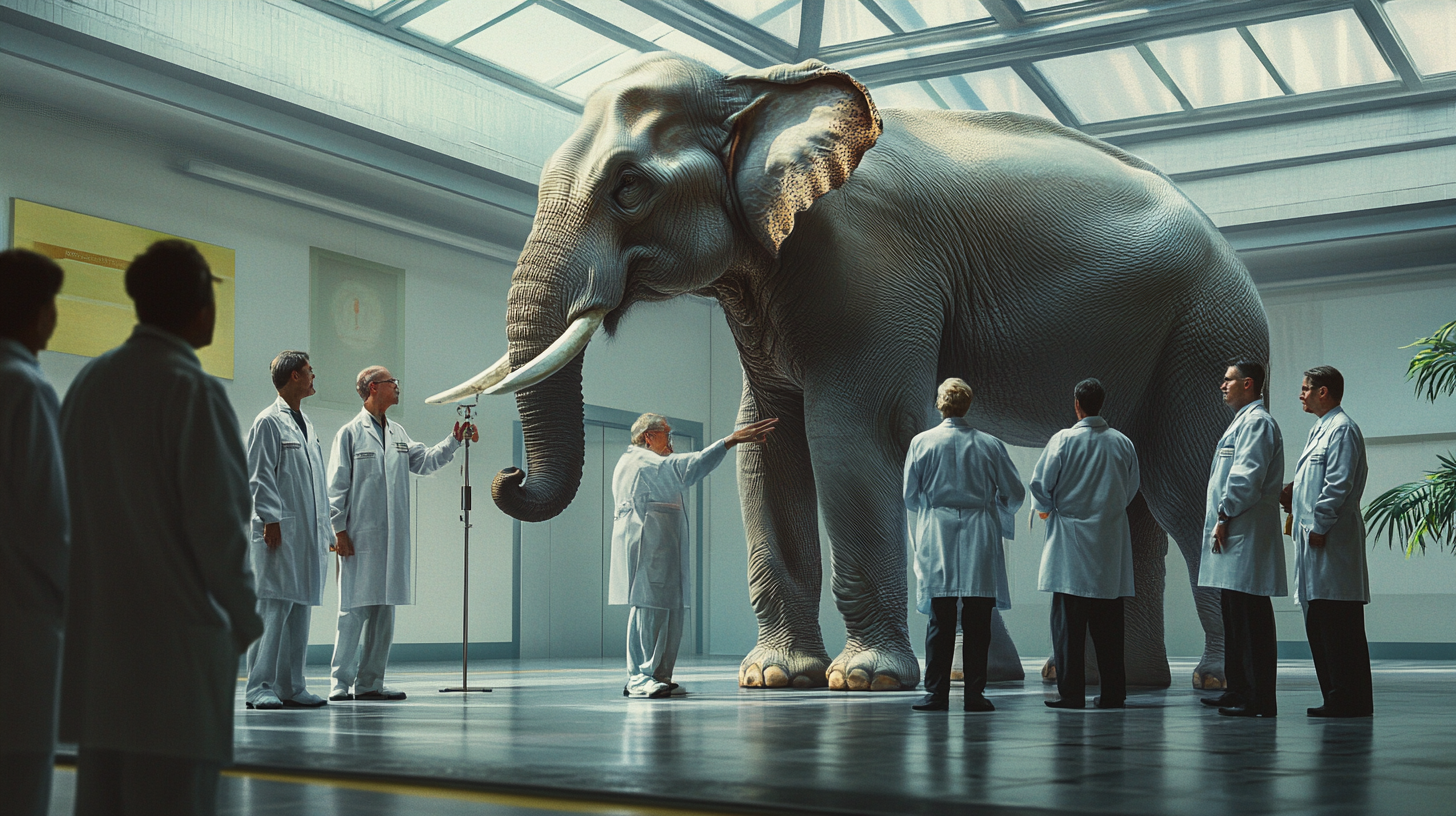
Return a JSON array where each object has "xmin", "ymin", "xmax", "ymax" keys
[
  {"xmin": 828, "ymin": 670, "xmax": 847, "ymax": 690},
  {"xmin": 743, "ymin": 664, "xmax": 763, "ymax": 687},
  {"xmin": 847, "ymin": 669, "xmax": 871, "ymax": 690},
  {"xmin": 764, "ymin": 666, "xmax": 789, "ymax": 687},
  {"xmin": 791, "ymin": 675, "xmax": 813, "ymax": 689},
  {"xmin": 870, "ymin": 673, "xmax": 901, "ymax": 691}
]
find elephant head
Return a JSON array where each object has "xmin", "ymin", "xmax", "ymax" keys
[{"xmin": 428, "ymin": 55, "xmax": 881, "ymax": 522}]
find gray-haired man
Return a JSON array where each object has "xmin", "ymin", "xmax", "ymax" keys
[
  {"xmin": 610, "ymin": 413, "xmax": 777, "ymax": 698},
  {"xmin": 243, "ymin": 351, "xmax": 332, "ymax": 710}
]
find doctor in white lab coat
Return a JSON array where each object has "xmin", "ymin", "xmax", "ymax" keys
[
  {"xmin": 610, "ymin": 413, "xmax": 777, "ymax": 698},
  {"xmin": 1198, "ymin": 361, "xmax": 1286, "ymax": 718},
  {"xmin": 243, "ymin": 351, "xmax": 333, "ymax": 710},
  {"xmin": 1286, "ymin": 365, "xmax": 1372, "ymax": 718},
  {"xmin": 903, "ymin": 378, "xmax": 1024, "ymax": 713},
  {"xmin": 0, "ymin": 249, "xmax": 69, "ymax": 816},
  {"xmin": 60, "ymin": 240, "xmax": 263, "ymax": 816},
  {"xmin": 1031, "ymin": 378, "xmax": 1140, "ymax": 710},
  {"xmin": 327, "ymin": 365, "xmax": 469, "ymax": 701}
]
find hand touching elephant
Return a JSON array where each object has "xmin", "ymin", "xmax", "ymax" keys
[{"xmin": 435, "ymin": 54, "xmax": 1260, "ymax": 692}]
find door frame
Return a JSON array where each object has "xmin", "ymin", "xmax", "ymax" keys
[{"xmin": 512, "ymin": 405, "xmax": 707, "ymax": 658}]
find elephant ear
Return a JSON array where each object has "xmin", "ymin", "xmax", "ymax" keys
[{"xmin": 723, "ymin": 60, "xmax": 882, "ymax": 255}]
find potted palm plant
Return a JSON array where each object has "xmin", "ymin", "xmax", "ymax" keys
[{"xmin": 1365, "ymin": 320, "xmax": 1456, "ymax": 555}]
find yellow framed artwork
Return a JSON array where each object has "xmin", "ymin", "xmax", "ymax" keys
[{"xmin": 10, "ymin": 199, "xmax": 236, "ymax": 379}]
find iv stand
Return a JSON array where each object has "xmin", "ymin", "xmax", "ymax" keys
[{"xmin": 441, "ymin": 398, "xmax": 491, "ymax": 693}]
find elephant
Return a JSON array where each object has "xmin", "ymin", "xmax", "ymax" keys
[{"xmin": 430, "ymin": 54, "xmax": 1267, "ymax": 692}]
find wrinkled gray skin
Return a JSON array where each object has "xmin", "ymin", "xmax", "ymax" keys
[{"xmin": 491, "ymin": 54, "xmax": 1262, "ymax": 691}]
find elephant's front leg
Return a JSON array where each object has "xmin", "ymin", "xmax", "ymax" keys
[
  {"xmin": 737, "ymin": 383, "xmax": 832, "ymax": 688},
  {"xmin": 807, "ymin": 411, "xmax": 923, "ymax": 692}
]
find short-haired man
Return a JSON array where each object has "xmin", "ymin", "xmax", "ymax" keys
[
  {"xmin": 1198, "ymin": 361, "xmax": 1286, "ymax": 718},
  {"xmin": 612, "ymin": 413, "xmax": 777, "ymax": 698},
  {"xmin": 0, "ymin": 249, "xmax": 69, "ymax": 816},
  {"xmin": 327, "ymin": 366, "xmax": 473, "ymax": 701},
  {"xmin": 1031, "ymin": 378, "xmax": 1140, "ymax": 710},
  {"xmin": 903, "ymin": 378, "xmax": 1025, "ymax": 713},
  {"xmin": 60, "ymin": 239, "xmax": 263, "ymax": 815},
  {"xmin": 243, "ymin": 351, "xmax": 333, "ymax": 710},
  {"xmin": 1285, "ymin": 365, "xmax": 1372, "ymax": 718}
]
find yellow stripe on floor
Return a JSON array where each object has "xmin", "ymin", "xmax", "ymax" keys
[{"xmin": 222, "ymin": 767, "xmax": 743, "ymax": 815}]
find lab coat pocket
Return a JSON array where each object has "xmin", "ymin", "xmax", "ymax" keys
[{"xmin": 350, "ymin": 526, "xmax": 385, "ymax": 553}]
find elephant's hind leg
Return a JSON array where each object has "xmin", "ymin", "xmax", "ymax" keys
[
  {"xmin": 737, "ymin": 386, "xmax": 831, "ymax": 689},
  {"xmin": 1123, "ymin": 493, "xmax": 1173, "ymax": 688}
]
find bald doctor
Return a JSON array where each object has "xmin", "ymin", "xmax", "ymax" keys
[{"xmin": 327, "ymin": 366, "xmax": 472, "ymax": 701}]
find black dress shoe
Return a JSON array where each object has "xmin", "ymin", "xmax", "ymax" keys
[
  {"xmin": 1045, "ymin": 699, "xmax": 1085, "ymax": 710},
  {"xmin": 912, "ymin": 695, "xmax": 950, "ymax": 711},
  {"xmin": 354, "ymin": 690, "xmax": 407, "ymax": 701},
  {"xmin": 1093, "ymin": 697, "xmax": 1124, "ymax": 709},
  {"xmin": 1201, "ymin": 692, "xmax": 1245, "ymax": 708},
  {"xmin": 964, "ymin": 696, "xmax": 995, "ymax": 713},
  {"xmin": 1219, "ymin": 705, "xmax": 1275, "ymax": 718},
  {"xmin": 1307, "ymin": 706, "xmax": 1372, "ymax": 718}
]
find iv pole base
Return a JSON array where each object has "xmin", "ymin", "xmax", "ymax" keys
[{"xmin": 439, "ymin": 687, "xmax": 492, "ymax": 693}]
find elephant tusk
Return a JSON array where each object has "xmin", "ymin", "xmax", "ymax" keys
[
  {"xmin": 425, "ymin": 352, "xmax": 513, "ymax": 404},
  {"xmin": 482, "ymin": 309, "xmax": 606, "ymax": 396}
]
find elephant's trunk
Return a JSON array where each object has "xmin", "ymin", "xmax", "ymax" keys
[{"xmin": 490, "ymin": 244, "xmax": 590, "ymax": 522}]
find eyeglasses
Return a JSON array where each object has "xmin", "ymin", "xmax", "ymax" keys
[{"xmin": 372, "ymin": 378, "xmax": 400, "ymax": 389}]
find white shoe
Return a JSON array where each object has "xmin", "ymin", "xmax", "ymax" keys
[
  {"xmin": 624, "ymin": 679, "xmax": 671, "ymax": 699},
  {"xmin": 246, "ymin": 689, "xmax": 283, "ymax": 710},
  {"xmin": 283, "ymin": 690, "xmax": 328, "ymax": 707}
]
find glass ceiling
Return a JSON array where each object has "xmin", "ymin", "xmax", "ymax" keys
[{"xmin": 318, "ymin": 0, "xmax": 1456, "ymax": 133}]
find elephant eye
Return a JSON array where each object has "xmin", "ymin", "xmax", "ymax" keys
[{"xmin": 613, "ymin": 171, "xmax": 650, "ymax": 211}]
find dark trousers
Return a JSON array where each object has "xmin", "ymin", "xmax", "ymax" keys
[
  {"xmin": 1222, "ymin": 589, "xmax": 1278, "ymax": 714},
  {"xmin": 1051, "ymin": 592, "xmax": 1126, "ymax": 705},
  {"xmin": 75, "ymin": 747, "xmax": 221, "ymax": 816},
  {"xmin": 924, "ymin": 596, "xmax": 994, "ymax": 700},
  {"xmin": 1304, "ymin": 599, "xmax": 1374, "ymax": 715}
]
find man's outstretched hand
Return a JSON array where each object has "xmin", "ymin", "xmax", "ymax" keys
[{"xmin": 726, "ymin": 418, "xmax": 779, "ymax": 449}]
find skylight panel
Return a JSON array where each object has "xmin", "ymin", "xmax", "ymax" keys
[
  {"xmin": 650, "ymin": 28, "xmax": 749, "ymax": 72},
  {"xmin": 870, "ymin": 80, "xmax": 943, "ymax": 109},
  {"xmin": 704, "ymin": 0, "xmax": 803, "ymax": 45},
  {"xmin": 1384, "ymin": 0, "xmax": 1456, "ymax": 76},
  {"xmin": 1144, "ymin": 28, "xmax": 1282, "ymax": 108},
  {"xmin": 1016, "ymin": 0, "xmax": 1093, "ymax": 11},
  {"xmin": 555, "ymin": 48, "xmax": 649, "ymax": 99},
  {"xmin": 560, "ymin": 0, "xmax": 660, "ymax": 35},
  {"xmin": 1037, "ymin": 47, "xmax": 1183, "ymax": 122},
  {"xmin": 878, "ymin": 0, "xmax": 991, "ymax": 31},
  {"xmin": 456, "ymin": 4, "xmax": 622, "ymax": 81},
  {"xmin": 337, "ymin": 0, "xmax": 395, "ymax": 11},
  {"xmin": 403, "ymin": 0, "xmax": 524, "ymax": 44},
  {"xmin": 822, "ymin": 0, "xmax": 897, "ymax": 46},
  {"xmin": 958, "ymin": 67, "xmax": 1057, "ymax": 118},
  {"xmin": 872, "ymin": 68, "xmax": 1056, "ymax": 119},
  {"xmin": 1246, "ymin": 10, "xmax": 1395, "ymax": 93}
]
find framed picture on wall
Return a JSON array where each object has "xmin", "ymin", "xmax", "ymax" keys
[
  {"xmin": 10, "ymin": 198, "xmax": 237, "ymax": 378},
  {"xmin": 309, "ymin": 247, "xmax": 406, "ymax": 416}
]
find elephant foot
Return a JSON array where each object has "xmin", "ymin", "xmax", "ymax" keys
[
  {"xmin": 1192, "ymin": 661, "xmax": 1226, "ymax": 690},
  {"xmin": 1040, "ymin": 656, "xmax": 1100, "ymax": 685},
  {"xmin": 988, "ymin": 652, "xmax": 1026, "ymax": 683},
  {"xmin": 739, "ymin": 644, "xmax": 830, "ymax": 689},
  {"xmin": 827, "ymin": 645, "xmax": 920, "ymax": 691}
]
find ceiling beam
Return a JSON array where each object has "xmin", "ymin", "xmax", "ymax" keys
[
  {"xmin": 1010, "ymin": 61, "xmax": 1079, "ymax": 126},
  {"xmin": 798, "ymin": 0, "xmax": 824, "ymax": 61},
  {"xmin": 827, "ymin": 0, "xmax": 1340, "ymax": 84},
  {"xmin": 617, "ymin": 0, "xmax": 794, "ymax": 65},
  {"xmin": 1350, "ymin": 0, "xmax": 1425, "ymax": 92}
]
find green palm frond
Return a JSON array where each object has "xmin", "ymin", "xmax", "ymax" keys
[
  {"xmin": 1403, "ymin": 320, "xmax": 1456, "ymax": 403},
  {"xmin": 1365, "ymin": 453, "xmax": 1456, "ymax": 556}
]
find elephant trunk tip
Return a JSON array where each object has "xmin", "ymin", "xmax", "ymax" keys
[{"xmin": 492, "ymin": 466, "xmax": 569, "ymax": 523}]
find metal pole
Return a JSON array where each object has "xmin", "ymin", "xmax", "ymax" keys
[{"xmin": 441, "ymin": 399, "xmax": 490, "ymax": 693}]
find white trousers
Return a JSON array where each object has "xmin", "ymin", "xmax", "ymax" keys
[
  {"xmin": 331, "ymin": 604, "xmax": 395, "ymax": 695},
  {"xmin": 625, "ymin": 605, "xmax": 683, "ymax": 696},
  {"xmin": 245, "ymin": 599, "xmax": 312, "ymax": 703}
]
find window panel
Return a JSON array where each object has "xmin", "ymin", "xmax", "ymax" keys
[
  {"xmin": 559, "ymin": 0, "xmax": 661, "ymax": 35},
  {"xmin": 1016, "ymin": 0, "xmax": 1092, "ymax": 11},
  {"xmin": 1384, "ymin": 0, "xmax": 1456, "ymax": 76},
  {"xmin": 1246, "ymin": 10, "xmax": 1396, "ymax": 93},
  {"xmin": 337, "ymin": 0, "xmax": 396, "ymax": 11},
  {"xmin": 704, "ymin": 0, "xmax": 803, "ymax": 44},
  {"xmin": 871, "ymin": 67, "xmax": 1057, "ymax": 118},
  {"xmin": 958, "ymin": 66, "xmax": 1058, "ymax": 118},
  {"xmin": 403, "ymin": 0, "xmax": 524, "ymax": 43},
  {"xmin": 456, "ymin": 5, "xmax": 623, "ymax": 81},
  {"xmin": 1036, "ymin": 47, "xmax": 1183, "ymax": 122},
  {"xmin": 555, "ymin": 47, "xmax": 650, "ymax": 98},
  {"xmin": 822, "ymin": 0, "xmax": 896, "ymax": 46},
  {"xmin": 877, "ymin": 0, "xmax": 990, "ymax": 31},
  {"xmin": 869, "ymin": 80, "xmax": 945, "ymax": 109},
  {"xmin": 1145, "ymin": 28, "xmax": 1281, "ymax": 108},
  {"xmin": 649, "ymin": 28, "xmax": 749, "ymax": 72}
]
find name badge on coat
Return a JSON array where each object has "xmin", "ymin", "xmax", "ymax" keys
[
  {"xmin": 394, "ymin": 442, "xmax": 409, "ymax": 453},
  {"xmin": 282, "ymin": 441, "xmax": 301, "ymax": 450},
  {"xmin": 354, "ymin": 451, "xmax": 375, "ymax": 459}
]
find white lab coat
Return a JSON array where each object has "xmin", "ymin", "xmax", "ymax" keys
[
  {"xmin": 1197, "ymin": 400, "xmax": 1287, "ymax": 596},
  {"xmin": 58, "ymin": 325, "xmax": 262, "ymax": 763},
  {"xmin": 609, "ymin": 440, "xmax": 728, "ymax": 609},
  {"xmin": 246, "ymin": 397, "xmax": 331, "ymax": 606},
  {"xmin": 0, "ymin": 339, "xmax": 69, "ymax": 754},
  {"xmin": 328, "ymin": 408, "xmax": 460, "ymax": 608},
  {"xmin": 1291, "ymin": 406, "xmax": 1369, "ymax": 604},
  {"xmin": 1031, "ymin": 416, "xmax": 1140, "ymax": 599},
  {"xmin": 903, "ymin": 417, "xmax": 1025, "ymax": 612}
]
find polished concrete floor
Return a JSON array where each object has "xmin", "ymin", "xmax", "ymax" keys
[{"xmin": 49, "ymin": 657, "xmax": 1456, "ymax": 815}]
